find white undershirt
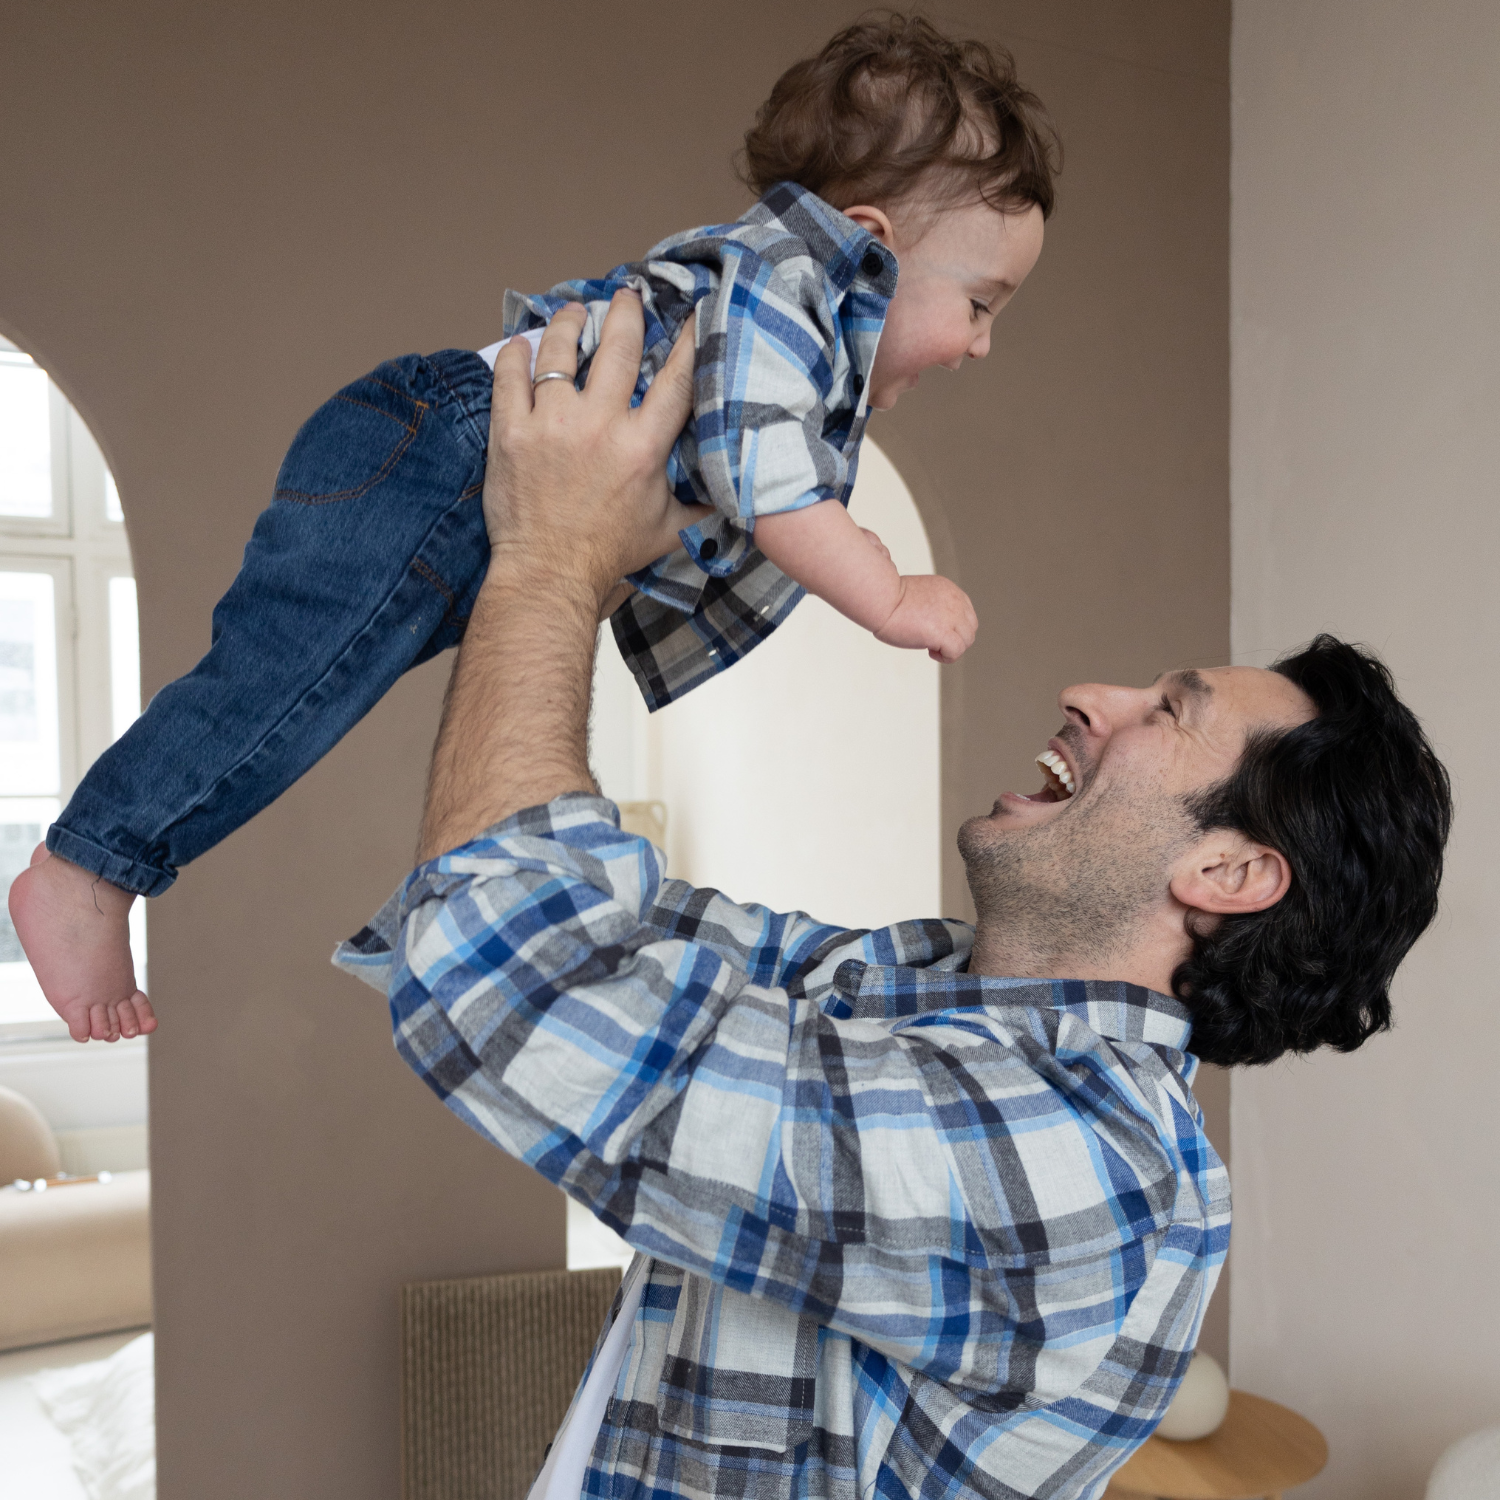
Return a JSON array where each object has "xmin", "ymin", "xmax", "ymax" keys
[
  {"xmin": 526, "ymin": 1260, "xmax": 647, "ymax": 1500},
  {"xmin": 476, "ymin": 327, "xmax": 544, "ymax": 373}
]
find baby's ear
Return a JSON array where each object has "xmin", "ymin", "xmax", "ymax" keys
[
  {"xmin": 841, "ymin": 205, "xmax": 895, "ymax": 246},
  {"xmin": 1170, "ymin": 831, "xmax": 1292, "ymax": 917}
]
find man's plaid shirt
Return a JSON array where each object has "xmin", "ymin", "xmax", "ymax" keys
[
  {"xmin": 335, "ymin": 796, "xmax": 1230, "ymax": 1500},
  {"xmin": 501, "ymin": 182, "xmax": 896, "ymax": 711}
]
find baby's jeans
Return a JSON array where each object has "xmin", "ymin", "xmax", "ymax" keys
[{"xmin": 47, "ymin": 349, "xmax": 498, "ymax": 896}]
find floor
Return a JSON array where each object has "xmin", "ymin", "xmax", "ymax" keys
[{"xmin": 0, "ymin": 1327, "xmax": 147, "ymax": 1499}]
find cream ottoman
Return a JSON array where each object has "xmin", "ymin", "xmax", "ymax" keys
[{"xmin": 0, "ymin": 1083, "xmax": 152, "ymax": 1351}]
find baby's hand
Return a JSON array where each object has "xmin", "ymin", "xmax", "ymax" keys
[{"xmin": 875, "ymin": 575, "xmax": 977, "ymax": 662}]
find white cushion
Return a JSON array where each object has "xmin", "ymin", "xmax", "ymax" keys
[{"xmin": 32, "ymin": 1331, "xmax": 155, "ymax": 1500}]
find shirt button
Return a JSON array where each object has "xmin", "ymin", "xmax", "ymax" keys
[
  {"xmin": 860, "ymin": 249, "xmax": 885, "ymax": 278},
  {"xmin": 699, "ymin": 538, "xmax": 719, "ymax": 560},
  {"xmin": 853, "ymin": 373, "xmax": 864, "ymax": 395}
]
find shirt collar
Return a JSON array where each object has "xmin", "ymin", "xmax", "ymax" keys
[
  {"xmin": 830, "ymin": 953, "xmax": 1196, "ymax": 1054},
  {"xmin": 744, "ymin": 181, "xmax": 899, "ymax": 300}
]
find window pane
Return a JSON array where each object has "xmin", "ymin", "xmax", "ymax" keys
[
  {"xmin": 109, "ymin": 576, "xmax": 141, "ymax": 741},
  {"xmin": 104, "ymin": 468, "xmax": 124, "ymax": 524},
  {"xmin": 129, "ymin": 884, "xmax": 147, "ymax": 995},
  {"xmin": 0, "ymin": 814, "xmax": 42, "ymax": 963},
  {"xmin": 0, "ymin": 572, "xmax": 60, "ymax": 796},
  {"xmin": 0, "ymin": 796, "xmax": 62, "ymax": 1026},
  {"xmin": 0, "ymin": 353, "xmax": 54, "ymax": 519}
]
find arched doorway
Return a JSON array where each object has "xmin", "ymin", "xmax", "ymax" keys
[
  {"xmin": 592, "ymin": 438, "xmax": 942, "ymax": 927},
  {"xmin": 572, "ymin": 439, "xmax": 942, "ymax": 1269}
]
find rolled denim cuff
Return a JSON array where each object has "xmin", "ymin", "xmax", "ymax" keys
[{"xmin": 44, "ymin": 824, "xmax": 176, "ymax": 898}]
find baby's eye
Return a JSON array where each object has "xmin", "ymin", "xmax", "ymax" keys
[{"xmin": 970, "ymin": 300, "xmax": 991, "ymax": 319}]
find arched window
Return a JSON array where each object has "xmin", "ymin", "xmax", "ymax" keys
[{"xmin": 0, "ymin": 336, "xmax": 142, "ymax": 1036}]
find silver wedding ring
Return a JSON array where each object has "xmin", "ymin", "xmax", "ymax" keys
[{"xmin": 532, "ymin": 370, "xmax": 574, "ymax": 389}]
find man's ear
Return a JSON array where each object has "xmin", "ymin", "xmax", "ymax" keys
[
  {"xmin": 842, "ymin": 204, "xmax": 896, "ymax": 248},
  {"xmin": 1169, "ymin": 831, "xmax": 1293, "ymax": 917}
]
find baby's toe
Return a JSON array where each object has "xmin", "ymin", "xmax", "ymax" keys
[{"xmin": 116, "ymin": 993, "xmax": 155, "ymax": 1038}]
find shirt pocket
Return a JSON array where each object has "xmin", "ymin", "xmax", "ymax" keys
[
  {"xmin": 273, "ymin": 359, "xmax": 429, "ymax": 505},
  {"xmin": 654, "ymin": 1271, "xmax": 819, "ymax": 1452}
]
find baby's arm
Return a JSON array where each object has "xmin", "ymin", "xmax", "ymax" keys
[{"xmin": 755, "ymin": 500, "xmax": 977, "ymax": 662}]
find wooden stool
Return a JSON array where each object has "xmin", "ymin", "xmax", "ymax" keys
[{"xmin": 1106, "ymin": 1390, "xmax": 1327, "ymax": 1500}]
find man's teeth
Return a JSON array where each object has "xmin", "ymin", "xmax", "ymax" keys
[{"xmin": 1035, "ymin": 748, "xmax": 1076, "ymax": 797}]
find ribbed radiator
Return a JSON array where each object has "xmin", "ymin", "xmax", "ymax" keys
[{"xmin": 401, "ymin": 1265, "xmax": 623, "ymax": 1500}]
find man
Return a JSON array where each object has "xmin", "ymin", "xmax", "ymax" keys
[{"xmin": 337, "ymin": 295, "xmax": 1451, "ymax": 1499}]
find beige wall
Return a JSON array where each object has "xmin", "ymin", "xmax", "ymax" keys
[
  {"xmin": 1231, "ymin": 3, "xmax": 1500, "ymax": 1495},
  {"xmin": 1, "ymin": 3, "xmax": 1229, "ymax": 1493}
]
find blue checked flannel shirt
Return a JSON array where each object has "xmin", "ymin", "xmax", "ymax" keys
[
  {"xmin": 503, "ymin": 181, "xmax": 896, "ymax": 711},
  {"xmin": 335, "ymin": 795, "xmax": 1231, "ymax": 1500}
]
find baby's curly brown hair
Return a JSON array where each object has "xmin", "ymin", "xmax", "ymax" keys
[{"xmin": 740, "ymin": 12, "xmax": 1062, "ymax": 221}]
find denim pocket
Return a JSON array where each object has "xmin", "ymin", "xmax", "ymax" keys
[{"xmin": 274, "ymin": 363, "xmax": 428, "ymax": 505}]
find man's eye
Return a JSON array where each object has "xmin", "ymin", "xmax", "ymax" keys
[{"xmin": 1158, "ymin": 694, "xmax": 1177, "ymax": 719}]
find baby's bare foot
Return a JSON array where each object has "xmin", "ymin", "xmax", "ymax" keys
[{"xmin": 9, "ymin": 846, "xmax": 155, "ymax": 1043}]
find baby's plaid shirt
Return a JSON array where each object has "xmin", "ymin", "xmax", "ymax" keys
[{"xmin": 502, "ymin": 182, "xmax": 897, "ymax": 711}]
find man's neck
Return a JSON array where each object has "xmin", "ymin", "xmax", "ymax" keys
[{"xmin": 967, "ymin": 919, "xmax": 1183, "ymax": 996}]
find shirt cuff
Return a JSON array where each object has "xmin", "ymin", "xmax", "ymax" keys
[{"xmin": 329, "ymin": 793, "xmax": 656, "ymax": 993}]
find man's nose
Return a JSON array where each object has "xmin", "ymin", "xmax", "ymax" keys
[{"xmin": 1058, "ymin": 682, "xmax": 1141, "ymax": 737}]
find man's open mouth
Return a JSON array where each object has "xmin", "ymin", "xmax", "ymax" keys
[{"xmin": 1018, "ymin": 746, "xmax": 1076, "ymax": 804}]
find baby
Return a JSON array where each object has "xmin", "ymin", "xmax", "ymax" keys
[{"xmin": 11, "ymin": 13, "xmax": 1058, "ymax": 1042}]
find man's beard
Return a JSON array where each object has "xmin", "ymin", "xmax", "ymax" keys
[{"xmin": 958, "ymin": 774, "xmax": 1194, "ymax": 976}]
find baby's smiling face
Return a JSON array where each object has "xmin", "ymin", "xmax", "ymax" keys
[{"xmin": 849, "ymin": 197, "xmax": 1045, "ymax": 410}]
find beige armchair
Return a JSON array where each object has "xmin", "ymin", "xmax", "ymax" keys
[{"xmin": 0, "ymin": 1083, "xmax": 151, "ymax": 1351}]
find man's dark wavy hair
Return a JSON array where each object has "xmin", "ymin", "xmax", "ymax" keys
[{"xmin": 1174, "ymin": 635, "xmax": 1452, "ymax": 1067}]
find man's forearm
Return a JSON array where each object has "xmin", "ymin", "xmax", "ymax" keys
[
  {"xmin": 414, "ymin": 291, "xmax": 703, "ymax": 863},
  {"xmin": 417, "ymin": 556, "xmax": 600, "ymax": 862}
]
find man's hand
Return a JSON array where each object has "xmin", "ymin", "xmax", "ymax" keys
[
  {"xmin": 485, "ymin": 296, "xmax": 710, "ymax": 603},
  {"xmin": 418, "ymin": 292, "xmax": 703, "ymax": 861}
]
